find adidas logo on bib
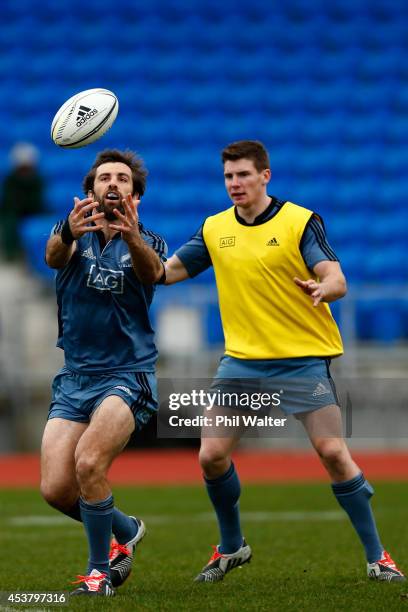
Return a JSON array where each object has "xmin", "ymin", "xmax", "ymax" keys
[{"xmin": 266, "ymin": 237, "xmax": 279, "ymax": 246}]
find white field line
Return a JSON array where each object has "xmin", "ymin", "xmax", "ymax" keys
[{"xmin": 7, "ymin": 510, "xmax": 346, "ymax": 527}]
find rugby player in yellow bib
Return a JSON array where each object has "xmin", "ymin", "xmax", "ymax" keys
[{"xmin": 163, "ymin": 140, "xmax": 404, "ymax": 583}]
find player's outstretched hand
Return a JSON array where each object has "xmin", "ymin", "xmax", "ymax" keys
[
  {"xmin": 108, "ymin": 193, "xmax": 141, "ymax": 244},
  {"xmin": 68, "ymin": 197, "xmax": 104, "ymax": 238},
  {"xmin": 294, "ymin": 277, "xmax": 325, "ymax": 307}
]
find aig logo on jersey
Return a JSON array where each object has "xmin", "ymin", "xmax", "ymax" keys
[
  {"xmin": 87, "ymin": 264, "xmax": 124, "ymax": 294},
  {"xmin": 219, "ymin": 236, "xmax": 236, "ymax": 248}
]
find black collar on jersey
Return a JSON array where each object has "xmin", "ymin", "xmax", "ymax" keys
[
  {"xmin": 234, "ymin": 196, "xmax": 286, "ymax": 226},
  {"xmin": 96, "ymin": 229, "xmax": 121, "ymax": 250},
  {"xmin": 95, "ymin": 221, "xmax": 145, "ymax": 250}
]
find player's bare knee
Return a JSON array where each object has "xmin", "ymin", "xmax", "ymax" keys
[
  {"xmin": 199, "ymin": 447, "xmax": 229, "ymax": 474},
  {"xmin": 75, "ymin": 452, "xmax": 106, "ymax": 486},
  {"xmin": 40, "ymin": 481, "xmax": 57, "ymax": 506},
  {"xmin": 315, "ymin": 439, "xmax": 346, "ymax": 467},
  {"xmin": 40, "ymin": 481, "xmax": 76, "ymax": 511}
]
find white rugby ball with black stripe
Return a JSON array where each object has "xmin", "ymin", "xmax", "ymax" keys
[{"xmin": 51, "ymin": 88, "xmax": 118, "ymax": 148}]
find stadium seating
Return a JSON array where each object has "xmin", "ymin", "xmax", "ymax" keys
[{"xmin": 0, "ymin": 0, "xmax": 406, "ymax": 341}]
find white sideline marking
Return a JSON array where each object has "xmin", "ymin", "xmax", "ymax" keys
[
  {"xmin": 241, "ymin": 511, "xmax": 346, "ymax": 522},
  {"xmin": 10, "ymin": 516, "xmax": 73, "ymax": 526},
  {"xmin": 8, "ymin": 510, "xmax": 345, "ymax": 527}
]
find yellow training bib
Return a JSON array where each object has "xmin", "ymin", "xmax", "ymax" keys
[{"xmin": 203, "ymin": 202, "xmax": 343, "ymax": 359}]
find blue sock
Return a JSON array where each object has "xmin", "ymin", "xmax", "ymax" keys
[
  {"xmin": 332, "ymin": 473, "xmax": 383, "ymax": 563},
  {"xmin": 79, "ymin": 495, "xmax": 114, "ymax": 576},
  {"xmin": 205, "ymin": 462, "xmax": 243, "ymax": 554},
  {"xmin": 112, "ymin": 511, "xmax": 138, "ymax": 544},
  {"xmin": 65, "ymin": 500, "xmax": 137, "ymax": 544}
]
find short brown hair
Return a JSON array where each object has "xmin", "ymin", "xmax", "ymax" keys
[
  {"xmin": 83, "ymin": 149, "xmax": 148, "ymax": 196},
  {"xmin": 221, "ymin": 140, "xmax": 270, "ymax": 172}
]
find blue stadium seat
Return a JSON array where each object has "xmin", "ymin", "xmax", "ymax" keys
[
  {"xmin": 328, "ymin": 213, "xmax": 369, "ymax": 247},
  {"xmin": 367, "ymin": 212, "xmax": 408, "ymax": 243},
  {"xmin": 356, "ymin": 300, "xmax": 404, "ymax": 342},
  {"xmin": 337, "ymin": 145, "xmax": 382, "ymax": 174},
  {"xmin": 342, "ymin": 111, "xmax": 389, "ymax": 142},
  {"xmin": 357, "ymin": 48, "xmax": 401, "ymax": 78},
  {"xmin": 330, "ymin": 180, "xmax": 375, "ymax": 210},
  {"xmin": 306, "ymin": 82, "xmax": 352, "ymax": 113},
  {"xmin": 364, "ymin": 247, "xmax": 407, "ymax": 283},
  {"xmin": 380, "ymin": 147, "xmax": 407, "ymax": 176},
  {"xmin": 299, "ymin": 114, "xmax": 345, "ymax": 144},
  {"xmin": 338, "ymin": 245, "xmax": 367, "ymax": 282},
  {"xmin": 311, "ymin": 50, "xmax": 360, "ymax": 80},
  {"xmin": 295, "ymin": 146, "xmax": 339, "ymax": 175},
  {"xmin": 19, "ymin": 216, "xmax": 56, "ymax": 283},
  {"xmin": 375, "ymin": 182, "xmax": 408, "ymax": 210},
  {"xmin": 46, "ymin": 183, "xmax": 77, "ymax": 216},
  {"xmin": 205, "ymin": 304, "xmax": 224, "ymax": 345}
]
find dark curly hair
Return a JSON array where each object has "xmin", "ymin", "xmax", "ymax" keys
[{"xmin": 83, "ymin": 149, "xmax": 148, "ymax": 196}]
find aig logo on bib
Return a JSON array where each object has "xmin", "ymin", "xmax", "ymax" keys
[
  {"xmin": 219, "ymin": 236, "xmax": 235, "ymax": 248},
  {"xmin": 87, "ymin": 264, "xmax": 124, "ymax": 294}
]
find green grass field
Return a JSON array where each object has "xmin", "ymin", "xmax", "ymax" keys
[{"xmin": 1, "ymin": 483, "xmax": 407, "ymax": 611}]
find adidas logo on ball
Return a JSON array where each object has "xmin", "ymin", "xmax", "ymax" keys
[
  {"xmin": 76, "ymin": 105, "xmax": 98, "ymax": 126},
  {"xmin": 51, "ymin": 88, "xmax": 119, "ymax": 148}
]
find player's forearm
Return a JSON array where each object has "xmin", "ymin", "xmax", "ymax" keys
[
  {"xmin": 164, "ymin": 264, "xmax": 185, "ymax": 285},
  {"xmin": 45, "ymin": 235, "xmax": 75, "ymax": 269},
  {"xmin": 164, "ymin": 268, "xmax": 181, "ymax": 285},
  {"xmin": 127, "ymin": 237, "xmax": 163, "ymax": 284},
  {"xmin": 164, "ymin": 255, "xmax": 190, "ymax": 285},
  {"xmin": 320, "ymin": 273, "xmax": 347, "ymax": 302}
]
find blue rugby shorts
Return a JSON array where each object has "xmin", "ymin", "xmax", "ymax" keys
[
  {"xmin": 211, "ymin": 355, "xmax": 339, "ymax": 416},
  {"xmin": 48, "ymin": 366, "xmax": 157, "ymax": 430}
]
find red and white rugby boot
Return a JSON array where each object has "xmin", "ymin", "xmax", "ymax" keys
[
  {"xmin": 109, "ymin": 517, "xmax": 146, "ymax": 587},
  {"xmin": 194, "ymin": 540, "xmax": 252, "ymax": 583},
  {"xmin": 367, "ymin": 551, "xmax": 406, "ymax": 582},
  {"xmin": 70, "ymin": 569, "xmax": 115, "ymax": 596}
]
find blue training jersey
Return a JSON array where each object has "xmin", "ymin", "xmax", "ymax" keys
[{"xmin": 52, "ymin": 223, "xmax": 167, "ymax": 374}]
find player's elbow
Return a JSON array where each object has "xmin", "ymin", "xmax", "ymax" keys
[
  {"xmin": 337, "ymin": 274, "xmax": 347, "ymax": 299},
  {"xmin": 323, "ymin": 273, "xmax": 347, "ymax": 302},
  {"xmin": 139, "ymin": 272, "xmax": 158, "ymax": 284},
  {"xmin": 139, "ymin": 264, "xmax": 164, "ymax": 285},
  {"xmin": 45, "ymin": 252, "xmax": 65, "ymax": 269},
  {"xmin": 340, "ymin": 274, "xmax": 347, "ymax": 296}
]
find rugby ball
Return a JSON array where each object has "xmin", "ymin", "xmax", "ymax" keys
[{"xmin": 51, "ymin": 88, "xmax": 118, "ymax": 148}]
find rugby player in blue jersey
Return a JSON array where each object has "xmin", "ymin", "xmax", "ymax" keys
[
  {"xmin": 163, "ymin": 140, "xmax": 404, "ymax": 584},
  {"xmin": 40, "ymin": 150, "xmax": 166, "ymax": 596}
]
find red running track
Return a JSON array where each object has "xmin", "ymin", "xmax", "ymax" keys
[{"xmin": 0, "ymin": 450, "xmax": 408, "ymax": 487}]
